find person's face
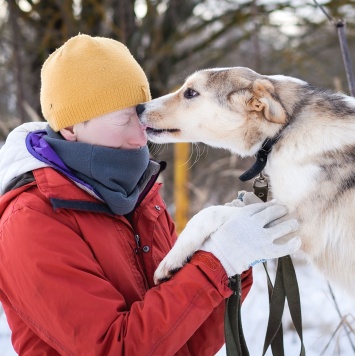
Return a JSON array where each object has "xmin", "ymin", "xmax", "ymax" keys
[{"xmin": 60, "ymin": 106, "xmax": 147, "ymax": 149}]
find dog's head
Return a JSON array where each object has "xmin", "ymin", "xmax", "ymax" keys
[{"xmin": 138, "ymin": 67, "xmax": 296, "ymax": 156}]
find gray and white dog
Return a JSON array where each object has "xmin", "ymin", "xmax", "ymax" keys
[{"xmin": 138, "ymin": 67, "xmax": 355, "ymax": 298}]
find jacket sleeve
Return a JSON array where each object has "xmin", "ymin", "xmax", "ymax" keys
[{"xmin": 0, "ymin": 206, "xmax": 239, "ymax": 356}]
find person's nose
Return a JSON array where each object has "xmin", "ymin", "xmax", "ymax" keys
[{"xmin": 136, "ymin": 104, "xmax": 145, "ymax": 116}]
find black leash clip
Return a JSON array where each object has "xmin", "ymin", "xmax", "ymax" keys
[{"xmin": 252, "ymin": 172, "xmax": 269, "ymax": 202}]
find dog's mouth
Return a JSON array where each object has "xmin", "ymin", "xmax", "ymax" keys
[{"xmin": 146, "ymin": 127, "xmax": 180, "ymax": 135}]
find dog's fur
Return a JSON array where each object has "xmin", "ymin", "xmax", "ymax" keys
[{"xmin": 138, "ymin": 67, "xmax": 355, "ymax": 297}]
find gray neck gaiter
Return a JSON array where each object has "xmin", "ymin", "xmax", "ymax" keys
[{"xmin": 45, "ymin": 127, "xmax": 154, "ymax": 215}]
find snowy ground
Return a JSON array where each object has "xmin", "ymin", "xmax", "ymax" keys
[
  {"xmin": 1, "ymin": 255, "xmax": 354, "ymax": 355},
  {"xmin": 219, "ymin": 256, "xmax": 355, "ymax": 356},
  {"xmin": 0, "ymin": 309, "xmax": 16, "ymax": 356}
]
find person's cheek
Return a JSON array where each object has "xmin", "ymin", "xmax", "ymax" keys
[
  {"xmin": 92, "ymin": 124, "xmax": 111, "ymax": 146},
  {"xmin": 108, "ymin": 127, "xmax": 125, "ymax": 148}
]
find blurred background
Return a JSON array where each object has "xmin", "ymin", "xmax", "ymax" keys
[{"xmin": 0, "ymin": 0, "xmax": 355, "ymax": 355}]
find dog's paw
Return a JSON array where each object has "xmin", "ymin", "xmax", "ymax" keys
[
  {"xmin": 153, "ymin": 264, "xmax": 177, "ymax": 285},
  {"xmin": 154, "ymin": 253, "xmax": 191, "ymax": 284},
  {"xmin": 153, "ymin": 206, "xmax": 238, "ymax": 284}
]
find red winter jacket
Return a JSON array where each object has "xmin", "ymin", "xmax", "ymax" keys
[{"xmin": 0, "ymin": 167, "xmax": 252, "ymax": 356}]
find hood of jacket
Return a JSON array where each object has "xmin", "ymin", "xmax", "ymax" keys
[{"xmin": 0, "ymin": 122, "xmax": 49, "ymax": 194}]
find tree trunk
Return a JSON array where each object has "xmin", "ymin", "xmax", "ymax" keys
[{"xmin": 8, "ymin": 0, "xmax": 26, "ymax": 123}]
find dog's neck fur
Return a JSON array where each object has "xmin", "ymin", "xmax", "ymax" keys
[
  {"xmin": 238, "ymin": 80, "xmax": 313, "ymax": 181},
  {"xmin": 263, "ymin": 82, "xmax": 355, "ymax": 209}
]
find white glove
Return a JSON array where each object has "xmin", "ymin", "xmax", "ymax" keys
[{"xmin": 200, "ymin": 201, "xmax": 300, "ymax": 276}]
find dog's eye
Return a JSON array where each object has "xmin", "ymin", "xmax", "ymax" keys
[{"xmin": 184, "ymin": 88, "xmax": 199, "ymax": 99}]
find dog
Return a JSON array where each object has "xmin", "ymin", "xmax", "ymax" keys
[{"xmin": 137, "ymin": 67, "xmax": 355, "ymax": 297}]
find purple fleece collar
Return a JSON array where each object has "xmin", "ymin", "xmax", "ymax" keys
[{"xmin": 26, "ymin": 130, "xmax": 98, "ymax": 194}]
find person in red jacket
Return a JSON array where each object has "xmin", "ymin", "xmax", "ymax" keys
[{"xmin": 0, "ymin": 34, "xmax": 300, "ymax": 355}]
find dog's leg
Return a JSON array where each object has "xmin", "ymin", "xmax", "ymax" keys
[{"xmin": 154, "ymin": 205, "xmax": 237, "ymax": 284}]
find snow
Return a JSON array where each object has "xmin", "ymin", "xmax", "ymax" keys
[
  {"xmin": 217, "ymin": 256, "xmax": 355, "ymax": 356},
  {"xmin": 0, "ymin": 309, "xmax": 16, "ymax": 356},
  {"xmin": 1, "ymin": 256, "xmax": 354, "ymax": 355}
]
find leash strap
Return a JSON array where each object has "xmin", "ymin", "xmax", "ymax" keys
[
  {"xmin": 224, "ymin": 275, "xmax": 249, "ymax": 356},
  {"xmin": 262, "ymin": 256, "xmax": 305, "ymax": 356},
  {"xmin": 263, "ymin": 262, "xmax": 285, "ymax": 356},
  {"xmin": 281, "ymin": 256, "xmax": 305, "ymax": 356},
  {"xmin": 255, "ymin": 173, "xmax": 285, "ymax": 354},
  {"xmin": 262, "ymin": 259, "xmax": 286, "ymax": 356}
]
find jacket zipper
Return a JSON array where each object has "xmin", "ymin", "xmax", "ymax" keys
[
  {"xmin": 134, "ymin": 233, "xmax": 149, "ymax": 290},
  {"xmin": 134, "ymin": 234, "xmax": 141, "ymax": 254}
]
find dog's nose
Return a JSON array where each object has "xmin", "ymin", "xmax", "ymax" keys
[{"xmin": 136, "ymin": 104, "xmax": 146, "ymax": 116}]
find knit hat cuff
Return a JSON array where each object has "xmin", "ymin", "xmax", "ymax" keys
[{"xmin": 47, "ymin": 85, "xmax": 150, "ymax": 131}]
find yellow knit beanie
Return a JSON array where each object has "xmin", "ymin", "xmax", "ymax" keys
[{"xmin": 40, "ymin": 34, "xmax": 151, "ymax": 131}]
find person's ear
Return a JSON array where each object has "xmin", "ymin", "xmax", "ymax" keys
[{"xmin": 59, "ymin": 126, "xmax": 77, "ymax": 141}]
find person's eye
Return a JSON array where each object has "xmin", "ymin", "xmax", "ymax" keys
[
  {"xmin": 183, "ymin": 88, "xmax": 199, "ymax": 99},
  {"xmin": 114, "ymin": 116, "xmax": 131, "ymax": 126}
]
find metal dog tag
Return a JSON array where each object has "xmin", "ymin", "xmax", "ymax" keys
[{"xmin": 253, "ymin": 173, "xmax": 269, "ymax": 202}]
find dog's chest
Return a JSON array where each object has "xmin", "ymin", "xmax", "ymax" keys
[{"xmin": 265, "ymin": 151, "xmax": 320, "ymax": 209}]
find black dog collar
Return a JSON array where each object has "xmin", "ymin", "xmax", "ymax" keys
[{"xmin": 239, "ymin": 137, "xmax": 279, "ymax": 182}]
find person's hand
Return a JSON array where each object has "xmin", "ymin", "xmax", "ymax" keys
[
  {"xmin": 153, "ymin": 195, "xmax": 262, "ymax": 284},
  {"xmin": 200, "ymin": 201, "xmax": 300, "ymax": 276}
]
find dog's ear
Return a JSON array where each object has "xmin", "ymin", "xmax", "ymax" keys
[{"xmin": 247, "ymin": 79, "xmax": 287, "ymax": 124}]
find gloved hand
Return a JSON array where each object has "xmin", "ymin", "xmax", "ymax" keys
[{"xmin": 200, "ymin": 201, "xmax": 300, "ymax": 276}]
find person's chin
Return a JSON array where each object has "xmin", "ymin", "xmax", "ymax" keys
[{"xmin": 141, "ymin": 131, "xmax": 148, "ymax": 145}]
